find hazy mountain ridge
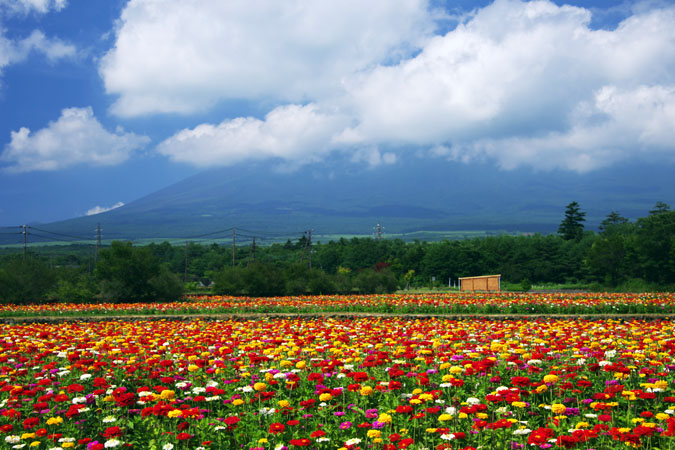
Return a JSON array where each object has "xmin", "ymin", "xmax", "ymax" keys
[{"xmin": 1, "ymin": 158, "xmax": 673, "ymax": 244}]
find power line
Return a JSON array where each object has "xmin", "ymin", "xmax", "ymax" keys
[{"xmin": 28, "ymin": 226, "xmax": 93, "ymax": 241}]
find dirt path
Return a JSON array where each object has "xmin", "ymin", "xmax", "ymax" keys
[{"xmin": 3, "ymin": 312, "xmax": 675, "ymax": 323}]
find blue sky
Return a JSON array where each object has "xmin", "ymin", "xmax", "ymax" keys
[{"xmin": 1, "ymin": 0, "xmax": 674, "ymax": 226}]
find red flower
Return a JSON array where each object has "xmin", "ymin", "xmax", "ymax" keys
[
  {"xmin": 23, "ymin": 417, "xmax": 40, "ymax": 430},
  {"xmin": 269, "ymin": 422, "xmax": 285, "ymax": 434},
  {"xmin": 310, "ymin": 430, "xmax": 326, "ymax": 438},
  {"xmin": 102, "ymin": 426, "xmax": 122, "ymax": 438},
  {"xmin": 176, "ymin": 432, "xmax": 191, "ymax": 441},
  {"xmin": 289, "ymin": 438, "xmax": 312, "ymax": 446}
]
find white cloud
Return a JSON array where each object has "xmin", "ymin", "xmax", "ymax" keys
[
  {"xmin": 0, "ymin": 107, "xmax": 150, "ymax": 173},
  {"xmin": 0, "ymin": 0, "xmax": 66, "ymax": 15},
  {"xmin": 157, "ymin": 103, "xmax": 348, "ymax": 166},
  {"xmin": 100, "ymin": 0, "xmax": 434, "ymax": 117},
  {"xmin": 86, "ymin": 201, "xmax": 124, "ymax": 216},
  {"xmin": 0, "ymin": 29, "xmax": 75, "ymax": 72},
  {"xmin": 148, "ymin": 0, "xmax": 675, "ymax": 172},
  {"xmin": 339, "ymin": 0, "xmax": 675, "ymax": 171}
]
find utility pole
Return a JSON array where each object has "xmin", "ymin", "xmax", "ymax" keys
[
  {"xmin": 21, "ymin": 225, "xmax": 27, "ymax": 260},
  {"xmin": 376, "ymin": 223, "xmax": 382, "ymax": 241},
  {"xmin": 306, "ymin": 230, "xmax": 313, "ymax": 269},
  {"xmin": 184, "ymin": 241, "xmax": 189, "ymax": 282},
  {"xmin": 232, "ymin": 228, "xmax": 236, "ymax": 267},
  {"xmin": 248, "ymin": 237, "xmax": 256, "ymax": 266},
  {"xmin": 95, "ymin": 223, "xmax": 102, "ymax": 264}
]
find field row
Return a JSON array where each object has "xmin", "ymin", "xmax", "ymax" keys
[
  {"xmin": 1, "ymin": 317, "xmax": 675, "ymax": 449},
  {"xmin": 2, "ymin": 292, "xmax": 675, "ymax": 317}
]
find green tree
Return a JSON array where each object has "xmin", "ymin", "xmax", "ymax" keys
[
  {"xmin": 95, "ymin": 241, "xmax": 183, "ymax": 302},
  {"xmin": 635, "ymin": 205, "xmax": 675, "ymax": 284},
  {"xmin": 0, "ymin": 255, "xmax": 56, "ymax": 304},
  {"xmin": 558, "ymin": 201, "xmax": 586, "ymax": 241},
  {"xmin": 599, "ymin": 211, "xmax": 629, "ymax": 235}
]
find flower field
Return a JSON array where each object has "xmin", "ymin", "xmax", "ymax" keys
[
  {"xmin": 1, "ymin": 293, "xmax": 675, "ymax": 317},
  {"xmin": 2, "ymin": 316, "xmax": 675, "ymax": 449}
]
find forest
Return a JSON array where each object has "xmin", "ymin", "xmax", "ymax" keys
[{"xmin": 0, "ymin": 202, "xmax": 673, "ymax": 303}]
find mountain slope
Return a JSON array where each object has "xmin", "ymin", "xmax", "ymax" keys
[{"xmin": 2, "ymin": 157, "xmax": 674, "ymax": 243}]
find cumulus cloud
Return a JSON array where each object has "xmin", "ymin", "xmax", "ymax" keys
[
  {"xmin": 0, "ymin": 29, "xmax": 75, "ymax": 73},
  {"xmin": 144, "ymin": 0, "xmax": 675, "ymax": 172},
  {"xmin": 157, "ymin": 104, "xmax": 348, "ymax": 166},
  {"xmin": 99, "ymin": 0, "xmax": 434, "ymax": 117},
  {"xmin": 0, "ymin": 0, "xmax": 66, "ymax": 15},
  {"xmin": 86, "ymin": 201, "xmax": 124, "ymax": 216},
  {"xmin": 0, "ymin": 107, "xmax": 150, "ymax": 173},
  {"xmin": 340, "ymin": 0, "xmax": 675, "ymax": 171}
]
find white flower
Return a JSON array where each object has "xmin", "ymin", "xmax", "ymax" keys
[
  {"xmin": 345, "ymin": 438, "xmax": 362, "ymax": 446},
  {"xmin": 80, "ymin": 374, "xmax": 92, "ymax": 380},
  {"xmin": 102, "ymin": 416, "xmax": 117, "ymax": 423},
  {"xmin": 104, "ymin": 439, "xmax": 122, "ymax": 448},
  {"xmin": 585, "ymin": 414, "xmax": 598, "ymax": 418},
  {"xmin": 316, "ymin": 437, "xmax": 330, "ymax": 442},
  {"xmin": 162, "ymin": 444, "xmax": 174, "ymax": 450},
  {"xmin": 72, "ymin": 396, "xmax": 87, "ymax": 404},
  {"xmin": 5, "ymin": 436, "xmax": 20, "ymax": 444},
  {"xmin": 466, "ymin": 397, "xmax": 480, "ymax": 405},
  {"xmin": 604, "ymin": 350, "xmax": 616, "ymax": 359},
  {"xmin": 58, "ymin": 438, "xmax": 76, "ymax": 443},
  {"xmin": 12, "ymin": 444, "xmax": 27, "ymax": 449},
  {"xmin": 444, "ymin": 407, "xmax": 457, "ymax": 415},
  {"xmin": 513, "ymin": 428, "xmax": 532, "ymax": 435},
  {"xmin": 527, "ymin": 359, "xmax": 542, "ymax": 366},
  {"xmin": 576, "ymin": 358, "xmax": 586, "ymax": 366}
]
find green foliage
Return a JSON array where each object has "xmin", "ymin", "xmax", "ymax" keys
[
  {"xmin": 558, "ymin": 201, "xmax": 586, "ymax": 241},
  {"xmin": 520, "ymin": 278, "xmax": 532, "ymax": 292},
  {"xmin": 0, "ymin": 255, "xmax": 56, "ymax": 303},
  {"xmin": 96, "ymin": 241, "xmax": 183, "ymax": 302}
]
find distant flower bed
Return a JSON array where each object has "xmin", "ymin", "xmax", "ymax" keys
[
  {"xmin": 1, "ymin": 317, "xmax": 674, "ymax": 449},
  {"xmin": 1, "ymin": 293, "xmax": 675, "ymax": 317}
]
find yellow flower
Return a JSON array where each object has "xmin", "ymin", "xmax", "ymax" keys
[
  {"xmin": 656, "ymin": 413, "xmax": 670, "ymax": 421},
  {"xmin": 296, "ymin": 361, "xmax": 306, "ymax": 369},
  {"xmin": 62, "ymin": 443, "xmax": 75, "ymax": 448},
  {"xmin": 360, "ymin": 386, "xmax": 373, "ymax": 396},
  {"xmin": 30, "ymin": 443, "xmax": 41, "ymax": 448},
  {"xmin": 536, "ymin": 385, "xmax": 548, "ymax": 393},
  {"xmin": 278, "ymin": 400, "xmax": 290, "ymax": 408},
  {"xmin": 167, "ymin": 409, "xmax": 183, "ymax": 418},
  {"xmin": 46, "ymin": 416, "xmax": 63, "ymax": 426},
  {"xmin": 258, "ymin": 438, "xmax": 268, "ymax": 444},
  {"xmin": 232, "ymin": 399, "xmax": 244, "ymax": 406},
  {"xmin": 367, "ymin": 430, "xmax": 381, "ymax": 438},
  {"xmin": 253, "ymin": 382, "xmax": 267, "ymax": 392},
  {"xmin": 21, "ymin": 433, "xmax": 36, "ymax": 439},
  {"xmin": 378, "ymin": 413, "xmax": 392, "ymax": 424},
  {"xmin": 187, "ymin": 364, "xmax": 199, "ymax": 372},
  {"xmin": 511, "ymin": 401, "xmax": 527, "ymax": 408},
  {"xmin": 319, "ymin": 393, "xmax": 332, "ymax": 402},
  {"xmin": 551, "ymin": 404, "xmax": 567, "ymax": 414},
  {"xmin": 438, "ymin": 414, "xmax": 453, "ymax": 421},
  {"xmin": 543, "ymin": 374, "xmax": 559, "ymax": 384},
  {"xmin": 449, "ymin": 365, "xmax": 464, "ymax": 374},
  {"xmin": 575, "ymin": 422, "xmax": 590, "ymax": 429},
  {"xmin": 476, "ymin": 413, "xmax": 488, "ymax": 419},
  {"xmin": 458, "ymin": 412, "xmax": 468, "ymax": 419},
  {"xmin": 160, "ymin": 390, "xmax": 175, "ymax": 400}
]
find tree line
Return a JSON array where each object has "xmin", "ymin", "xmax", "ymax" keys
[{"xmin": 0, "ymin": 201, "xmax": 673, "ymax": 303}]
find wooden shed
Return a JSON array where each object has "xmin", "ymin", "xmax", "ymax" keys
[{"xmin": 459, "ymin": 274, "xmax": 501, "ymax": 292}]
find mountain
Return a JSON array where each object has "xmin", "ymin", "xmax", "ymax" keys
[{"xmin": 2, "ymin": 156, "xmax": 673, "ymax": 244}]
